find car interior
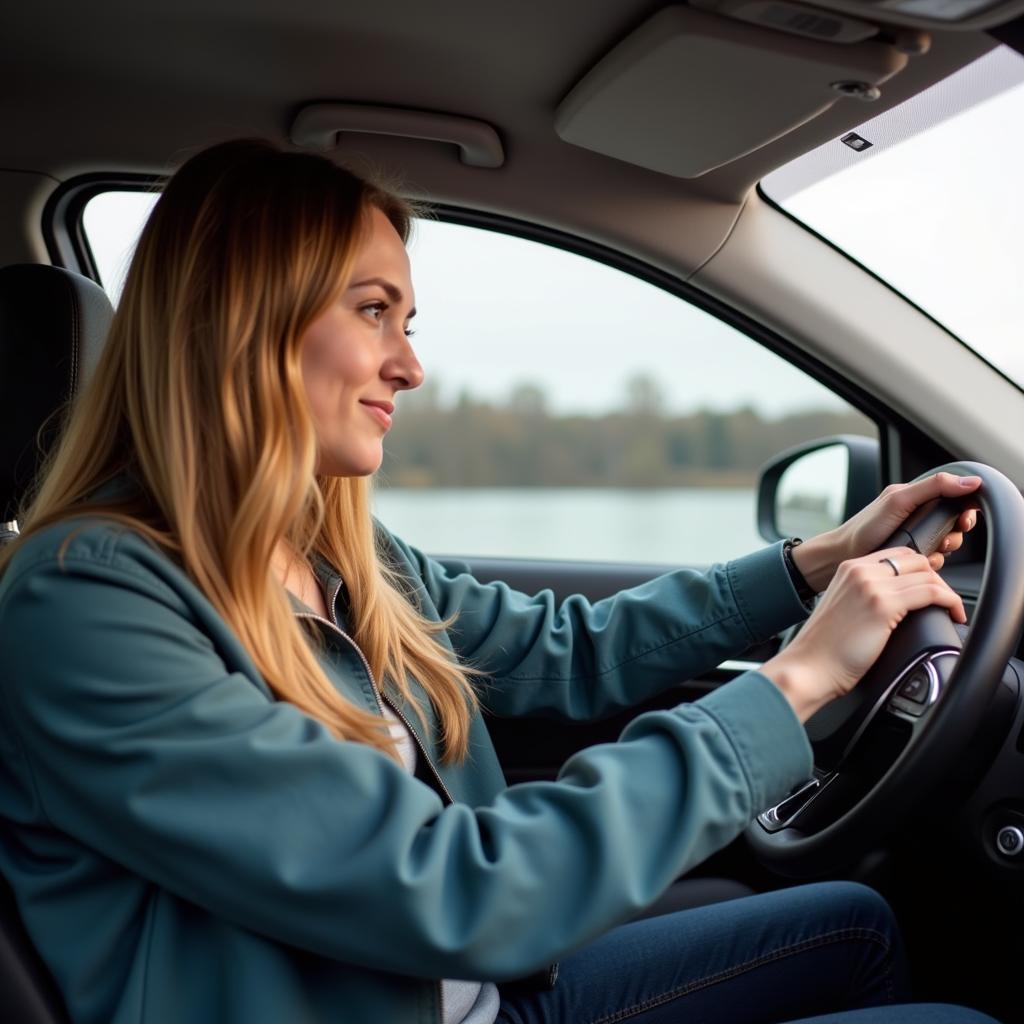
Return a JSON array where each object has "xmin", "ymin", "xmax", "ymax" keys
[{"xmin": 2, "ymin": 1, "xmax": 1024, "ymax": 1021}]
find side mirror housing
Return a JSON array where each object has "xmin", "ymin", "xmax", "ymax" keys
[{"xmin": 757, "ymin": 435, "xmax": 880, "ymax": 543}]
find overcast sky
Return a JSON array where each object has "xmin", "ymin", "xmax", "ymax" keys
[{"xmin": 404, "ymin": 219, "xmax": 846, "ymax": 416}]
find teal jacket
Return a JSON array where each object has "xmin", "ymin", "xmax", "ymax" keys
[{"xmin": 0, "ymin": 518, "xmax": 813, "ymax": 1024}]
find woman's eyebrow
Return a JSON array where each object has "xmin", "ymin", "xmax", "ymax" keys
[{"xmin": 349, "ymin": 277, "xmax": 417, "ymax": 318}]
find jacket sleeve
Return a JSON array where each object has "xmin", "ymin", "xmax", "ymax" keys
[
  {"xmin": 0, "ymin": 541, "xmax": 812, "ymax": 983},
  {"xmin": 385, "ymin": 531, "xmax": 811, "ymax": 720}
]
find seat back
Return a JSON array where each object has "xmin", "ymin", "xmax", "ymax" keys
[
  {"xmin": 0, "ymin": 263, "xmax": 112, "ymax": 532},
  {"xmin": 0, "ymin": 263, "xmax": 114, "ymax": 1024}
]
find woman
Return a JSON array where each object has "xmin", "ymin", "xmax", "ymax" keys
[{"xmin": 0, "ymin": 140, "xmax": 996, "ymax": 1024}]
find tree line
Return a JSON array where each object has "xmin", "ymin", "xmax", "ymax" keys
[{"xmin": 379, "ymin": 379, "xmax": 874, "ymax": 489}]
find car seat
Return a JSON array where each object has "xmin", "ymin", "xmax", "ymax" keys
[{"xmin": 1, "ymin": 263, "xmax": 112, "ymax": 542}]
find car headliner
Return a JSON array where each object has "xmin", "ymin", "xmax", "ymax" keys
[{"xmin": 0, "ymin": 2, "xmax": 1003, "ymax": 250}]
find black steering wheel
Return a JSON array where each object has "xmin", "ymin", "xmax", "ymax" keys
[{"xmin": 747, "ymin": 462, "xmax": 1024, "ymax": 876}]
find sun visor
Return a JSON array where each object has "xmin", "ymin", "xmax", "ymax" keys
[{"xmin": 555, "ymin": 6, "xmax": 908, "ymax": 178}]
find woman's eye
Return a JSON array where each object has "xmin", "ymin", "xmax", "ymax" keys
[
  {"xmin": 362, "ymin": 301, "xmax": 387, "ymax": 321},
  {"xmin": 404, "ymin": 327, "xmax": 416, "ymax": 338}
]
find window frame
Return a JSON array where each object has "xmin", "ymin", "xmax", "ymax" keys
[{"xmin": 42, "ymin": 173, "xmax": 165, "ymax": 287}]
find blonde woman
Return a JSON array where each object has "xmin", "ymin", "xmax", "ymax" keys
[{"xmin": 0, "ymin": 140, "xmax": 996, "ymax": 1024}]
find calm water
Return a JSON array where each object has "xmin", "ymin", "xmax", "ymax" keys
[{"xmin": 371, "ymin": 487, "xmax": 766, "ymax": 566}]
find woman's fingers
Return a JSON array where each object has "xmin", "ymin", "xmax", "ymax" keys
[
  {"xmin": 839, "ymin": 547, "xmax": 965, "ymax": 623},
  {"xmin": 958, "ymin": 509, "xmax": 978, "ymax": 532},
  {"xmin": 866, "ymin": 547, "xmax": 932, "ymax": 576},
  {"xmin": 888, "ymin": 473, "xmax": 981, "ymax": 515},
  {"xmin": 886, "ymin": 571, "xmax": 967, "ymax": 623},
  {"xmin": 902, "ymin": 478, "xmax": 980, "ymax": 541},
  {"xmin": 932, "ymin": 509, "xmax": 977, "ymax": 561},
  {"xmin": 883, "ymin": 475, "xmax": 981, "ymax": 552}
]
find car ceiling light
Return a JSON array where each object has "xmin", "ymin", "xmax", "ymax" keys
[{"xmin": 830, "ymin": 79, "xmax": 882, "ymax": 98}]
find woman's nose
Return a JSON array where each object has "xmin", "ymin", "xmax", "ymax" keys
[{"xmin": 383, "ymin": 329, "xmax": 424, "ymax": 391}]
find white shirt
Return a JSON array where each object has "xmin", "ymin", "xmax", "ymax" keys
[{"xmin": 382, "ymin": 709, "xmax": 501, "ymax": 1024}]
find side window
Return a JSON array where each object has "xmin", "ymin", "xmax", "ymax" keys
[
  {"xmin": 80, "ymin": 194, "xmax": 877, "ymax": 565},
  {"xmin": 382, "ymin": 220, "xmax": 875, "ymax": 564},
  {"xmin": 82, "ymin": 190, "xmax": 159, "ymax": 304}
]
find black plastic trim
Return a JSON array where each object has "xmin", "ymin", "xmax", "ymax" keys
[
  {"xmin": 990, "ymin": 14, "xmax": 1024, "ymax": 57},
  {"xmin": 41, "ymin": 173, "xmax": 164, "ymax": 287}
]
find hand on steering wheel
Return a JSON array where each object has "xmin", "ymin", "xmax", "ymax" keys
[
  {"xmin": 790, "ymin": 472, "xmax": 982, "ymax": 593},
  {"xmin": 762, "ymin": 547, "xmax": 966, "ymax": 723}
]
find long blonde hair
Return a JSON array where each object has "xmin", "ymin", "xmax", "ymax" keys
[{"xmin": 3, "ymin": 139, "xmax": 478, "ymax": 762}]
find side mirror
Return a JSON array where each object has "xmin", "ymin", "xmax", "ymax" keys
[{"xmin": 757, "ymin": 435, "xmax": 881, "ymax": 543}]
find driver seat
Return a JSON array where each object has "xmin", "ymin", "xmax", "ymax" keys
[{"xmin": 0, "ymin": 262, "xmax": 114, "ymax": 1024}]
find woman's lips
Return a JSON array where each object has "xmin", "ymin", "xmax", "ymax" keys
[{"xmin": 360, "ymin": 400, "xmax": 394, "ymax": 430}]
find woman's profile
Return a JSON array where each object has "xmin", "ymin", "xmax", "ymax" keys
[{"xmin": 0, "ymin": 140, "xmax": 998, "ymax": 1024}]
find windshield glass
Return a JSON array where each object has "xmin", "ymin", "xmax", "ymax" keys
[{"xmin": 762, "ymin": 44, "xmax": 1024, "ymax": 391}]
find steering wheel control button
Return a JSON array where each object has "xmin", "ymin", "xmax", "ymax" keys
[
  {"xmin": 996, "ymin": 827, "xmax": 1024, "ymax": 857},
  {"xmin": 887, "ymin": 659, "xmax": 944, "ymax": 718},
  {"xmin": 897, "ymin": 669, "xmax": 930, "ymax": 704}
]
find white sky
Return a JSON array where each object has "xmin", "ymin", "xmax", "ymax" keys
[{"xmin": 404, "ymin": 220, "xmax": 845, "ymax": 415}]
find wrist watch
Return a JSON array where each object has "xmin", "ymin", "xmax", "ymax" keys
[{"xmin": 782, "ymin": 537, "xmax": 816, "ymax": 606}]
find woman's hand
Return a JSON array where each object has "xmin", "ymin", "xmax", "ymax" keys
[
  {"xmin": 790, "ymin": 472, "xmax": 981, "ymax": 594},
  {"xmin": 761, "ymin": 547, "xmax": 966, "ymax": 723}
]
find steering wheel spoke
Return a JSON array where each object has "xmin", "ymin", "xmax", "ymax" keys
[{"xmin": 757, "ymin": 769, "xmax": 838, "ymax": 834}]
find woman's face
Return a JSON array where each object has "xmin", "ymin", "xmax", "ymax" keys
[{"xmin": 301, "ymin": 207, "xmax": 422, "ymax": 477}]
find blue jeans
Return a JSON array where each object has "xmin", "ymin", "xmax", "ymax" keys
[{"xmin": 497, "ymin": 881, "xmax": 999, "ymax": 1024}]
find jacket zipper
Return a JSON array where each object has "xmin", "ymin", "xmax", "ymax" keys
[
  {"xmin": 293, "ymin": 608, "xmax": 456, "ymax": 805},
  {"xmin": 297, "ymin": 583, "xmax": 451, "ymax": 1022},
  {"xmin": 297, "ymin": 596, "xmax": 555, "ymax": 1013}
]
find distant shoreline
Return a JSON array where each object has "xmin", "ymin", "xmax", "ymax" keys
[{"xmin": 376, "ymin": 474, "xmax": 757, "ymax": 490}]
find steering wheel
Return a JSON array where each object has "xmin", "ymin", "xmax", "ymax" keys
[{"xmin": 747, "ymin": 461, "xmax": 1024, "ymax": 877}]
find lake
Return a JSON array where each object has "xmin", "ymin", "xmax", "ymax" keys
[{"xmin": 372, "ymin": 487, "xmax": 767, "ymax": 566}]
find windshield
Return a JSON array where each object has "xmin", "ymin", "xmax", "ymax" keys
[{"xmin": 762, "ymin": 44, "xmax": 1024, "ymax": 391}]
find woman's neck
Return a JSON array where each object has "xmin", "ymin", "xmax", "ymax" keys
[{"xmin": 271, "ymin": 543, "xmax": 330, "ymax": 619}]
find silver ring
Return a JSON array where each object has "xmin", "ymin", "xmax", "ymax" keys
[{"xmin": 879, "ymin": 557, "xmax": 900, "ymax": 577}]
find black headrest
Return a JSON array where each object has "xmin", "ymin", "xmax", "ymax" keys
[{"xmin": 0, "ymin": 265, "xmax": 113, "ymax": 523}]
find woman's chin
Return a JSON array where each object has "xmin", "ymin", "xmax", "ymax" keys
[{"xmin": 315, "ymin": 449, "xmax": 383, "ymax": 478}]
